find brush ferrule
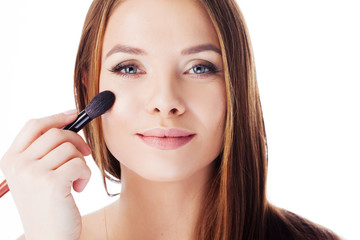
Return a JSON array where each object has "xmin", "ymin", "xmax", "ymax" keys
[{"xmin": 62, "ymin": 110, "xmax": 92, "ymax": 133}]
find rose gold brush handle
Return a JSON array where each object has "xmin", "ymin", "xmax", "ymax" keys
[{"xmin": 0, "ymin": 180, "xmax": 9, "ymax": 198}]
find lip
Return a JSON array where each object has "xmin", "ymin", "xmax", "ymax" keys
[{"xmin": 137, "ymin": 128, "xmax": 196, "ymax": 150}]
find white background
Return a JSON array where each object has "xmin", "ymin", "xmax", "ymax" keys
[{"xmin": 0, "ymin": 0, "xmax": 359, "ymax": 239}]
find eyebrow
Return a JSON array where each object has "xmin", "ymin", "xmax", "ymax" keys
[
  {"xmin": 105, "ymin": 43, "xmax": 221, "ymax": 58},
  {"xmin": 181, "ymin": 44, "xmax": 221, "ymax": 55}
]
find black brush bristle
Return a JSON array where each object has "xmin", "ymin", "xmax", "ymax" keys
[{"xmin": 85, "ymin": 91, "xmax": 115, "ymax": 119}]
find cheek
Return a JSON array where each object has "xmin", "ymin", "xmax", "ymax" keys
[
  {"xmin": 101, "ymin": 90, "xmax": 137, "ymax": 130},
  {"xmin": 188, "ymin": 81, "xmax": 226, "ymax": 135},
  {"xmin": 99, "ymin": 76, "xmax": 144, "ymax": 159},
  {"xmin": 99, "ymin": 72, "xmax": 144, "ymax": 130},
  {"xmin": 100, "ymin": 90, "xmax": 144, "ymax": 173},
  {"xmin": 184, "ymin": 81, "xmax": 226, "ymax": 167}
]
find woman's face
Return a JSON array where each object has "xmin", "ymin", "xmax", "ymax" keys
[{"xmin": 99, "ymin": 0, "xmax": 226, "ymax": 182}]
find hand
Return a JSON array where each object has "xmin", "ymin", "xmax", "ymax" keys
[{"xmin": 0, "ymin": 111, "xmax": 92, "ymax": 240}]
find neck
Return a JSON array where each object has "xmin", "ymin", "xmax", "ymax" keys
[{"xmin": 107, "ymin": 163, "xmax": 215, "ymax": 240}]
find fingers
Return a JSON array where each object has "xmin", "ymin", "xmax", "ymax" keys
[
  {"xmin": 1, "ymin": 110, "xmax": 92, "ymax": 198},
  {"xmin": 0, "ymin": 110, "xmax": 92, "ymax": 239},
  {"xmin": 24, "ymin": 128, "xmax": 91, "ymax": 162},
  {"xmin": 55, "ymin": 157, "xmax": 92, "ymax": 194},
  {"xmin": 11, "ymin": 111, "xmax": 78, "ymax": 153},
  {"xmin": 40, "ymin": 142, "xmax": 86, "ymax": 171}
]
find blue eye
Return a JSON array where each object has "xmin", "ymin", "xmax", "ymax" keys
[
  {"xmin": 111, "ymin": 64, "xmax": 140, "ymax": 75},
  {"xmin": 123, "ymin": 66, "xmax": 138, "ymax": 74},
  {"xmin": 188, "ymin": 63, "xmax": 220, "ymax": 75},
  {"xmin": 190, "ymin": 65, "xmax": 209, "ymax": 74}
]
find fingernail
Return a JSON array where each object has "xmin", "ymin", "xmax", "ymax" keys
[{"xmin": 63, "ymin": 109, "xmax": 78, "ymax": 115}]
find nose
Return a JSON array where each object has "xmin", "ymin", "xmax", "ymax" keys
[{"xmin": 145, "ymin": 76, "xmax": 185, "ymax": 118}]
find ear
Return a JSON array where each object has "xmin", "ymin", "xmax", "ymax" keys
[{"xmin": 81, "ymin": 67, "xmax": 88, "ymax": 88}]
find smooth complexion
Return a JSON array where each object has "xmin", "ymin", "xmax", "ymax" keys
[{"xmin": 90, "ymin": 0, "xmax": 226, "ymax": 239}]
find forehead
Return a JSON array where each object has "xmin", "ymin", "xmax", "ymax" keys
[{"xmin": 103, "ymin": 0, "xmax": 220, "ymax": 54}]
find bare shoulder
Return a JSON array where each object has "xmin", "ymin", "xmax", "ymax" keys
[{"xmin": 79, "ymin": 207, "xmax": 107, "ymax": 240}]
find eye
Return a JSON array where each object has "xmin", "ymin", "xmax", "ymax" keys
[
  {"xmin": 190, "ymin": 65, "xmax": 209, "ymax": 74},
  {"xmin": 123, "ymin": 65, "xmax": 138, "ymax": 74},
  {"xmin": 187, "ymin": 63, "xmax": 221, "ymax": 75},
  {"xmin": 110, "ymin": 63, "xmax": 141, "ymax": 75}
]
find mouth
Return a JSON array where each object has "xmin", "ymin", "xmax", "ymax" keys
[{"xmin": 137, "ymin": 128, "xmax": 196, "ymax": 150}]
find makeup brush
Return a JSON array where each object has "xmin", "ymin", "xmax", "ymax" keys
[
  {"xmin": 62, "ymin": 90, "xmax": 115, "ymax": 132},
  {"xmin": 0, "ymin": 90, "xmax": 115, "ymax": 198}
]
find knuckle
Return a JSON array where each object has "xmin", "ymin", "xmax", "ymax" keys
[
  {"xmin": 71, "ymin": 157, "xmax": 86, "ymax": 170},
  {"xmin": 47, "ymin": 128, "xmax": 68, "ymax": 143},
  {"xmin": 73, "ymin": 157, "xmax": 85, "ymax": 166},
  {"xmin": 62, "ymin": 142, "xmax": 79, "ymax": 155},
  {"xmin": 51, "ymin": 113, "xmax": 64, "ymax": 124},
  {"xmin": 47, "ymin": 127, "xmax": 62, "ymax": 137},
  {"xmin": 25, "ymin": 118, "xmax": 40, "ymax": 128}
]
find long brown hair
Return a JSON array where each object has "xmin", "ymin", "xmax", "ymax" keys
[{"xmin": 74, "ymin": 0, "xmax": 340, "ymax": 239}]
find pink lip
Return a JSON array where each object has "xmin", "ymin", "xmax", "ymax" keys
[{"xmin": 137, "ymin": 128, "xmax": 195, "ymax": 150}]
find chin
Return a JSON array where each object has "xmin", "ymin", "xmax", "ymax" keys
[
  {"xmin": 122, "ymin": 159, "xmax": 215, "ymax": 184},
  {"xmin": 133, "ymin": 167, "xmax": 195, "ymax": 183}
]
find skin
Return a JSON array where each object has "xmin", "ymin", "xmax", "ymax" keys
[
  {"xmin": 0, "ymin": 111, "xmax": 91, "ymax": 240},
  {"xmin": 96, "ymin": 0, "xmax": 226, "ymax": 239},
  {"xmin": 100, "ymin": 0, "xmax": 225, "ymax": 183},
  {"xmin": 0, "ymin": 0, "xmax": 226, "ymax": 239}
]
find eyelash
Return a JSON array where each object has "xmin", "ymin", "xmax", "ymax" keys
[{"xmin": 109, "ymin": 62, "xmax": 221, "ymax": 78}]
